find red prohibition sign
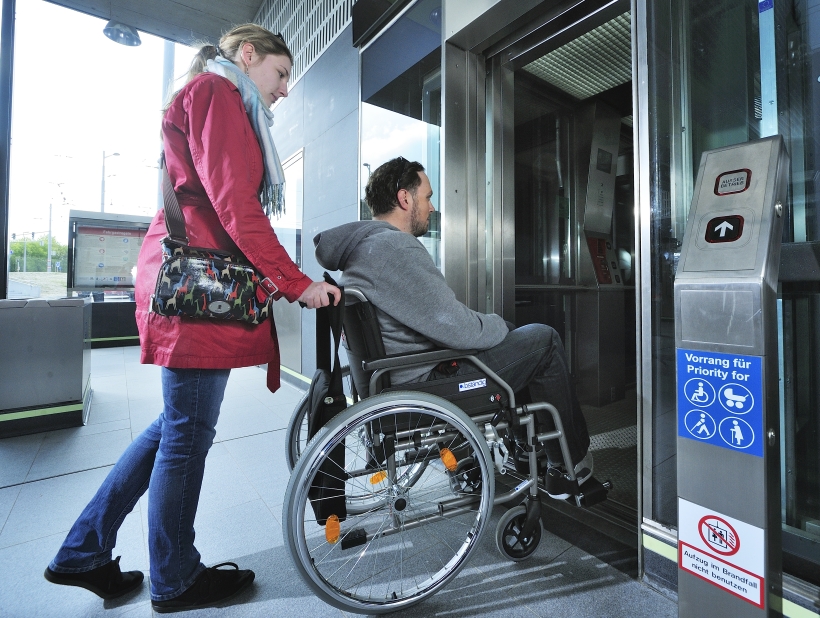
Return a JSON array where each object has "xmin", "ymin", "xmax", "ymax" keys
[{"xmin": 699, "ymin": 515, "xmax": 740, "ymax": 556}]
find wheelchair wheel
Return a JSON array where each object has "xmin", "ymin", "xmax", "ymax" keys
[
  {"xmin": 283, "ymin": 391, "xmax": 495, "ymax": 614},
  {"xmin": 495, "ymin": 504, "xmax": 541, "ymax": 562},
  {"xmin": 285, "ymin": 391, "xmax": 310, "ymax": 471}
]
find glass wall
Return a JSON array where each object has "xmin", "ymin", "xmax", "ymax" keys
[
  {"xmin": 359, "ymin": 0, "xmax": 441, "ymax": 267},
  {"xmin": 5, "ymin": 0, "xmax": 196, "ymax": 300},
  {"xmin": 272, "ymin": 150, "xmax": 304, "ymax": 372},
  {"xmin": 646, "ymin": 0, "xmax": 820, "ymax": 583}
]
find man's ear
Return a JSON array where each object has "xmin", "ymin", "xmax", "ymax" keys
[{"xmin": 396, "ymin": 188, "xmax": 412, "ymax": 212}]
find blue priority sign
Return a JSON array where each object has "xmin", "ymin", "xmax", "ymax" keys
[{"xmin": 677, "ymin": 348, "xmax": 763, "ymax": 458}]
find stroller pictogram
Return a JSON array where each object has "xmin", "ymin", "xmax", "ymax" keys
[
  {"xmin": 718, "ymin": 383, "xmax": 754, "ymax": 414},
  {"xmin": 723, "ymin": 388, "xmax": 747, "ymax": 410}
]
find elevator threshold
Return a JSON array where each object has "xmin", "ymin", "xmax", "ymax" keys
[{"xmin": 500, "ymin": 467, "xmax": 637, "ymax": 547}]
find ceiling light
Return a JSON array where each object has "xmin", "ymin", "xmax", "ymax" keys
[{"xmin": 103, "ymin": 20, "xmax": 141, "ymax": 46}]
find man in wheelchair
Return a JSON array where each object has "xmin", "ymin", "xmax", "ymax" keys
[{"xmin": 313, "ymin": 156, "xmax": 592, "ymax": 500}]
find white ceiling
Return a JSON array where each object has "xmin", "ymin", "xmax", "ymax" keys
[{"xmin": 46, "ymin": 0, "xmax": 265, "ymax": 46}]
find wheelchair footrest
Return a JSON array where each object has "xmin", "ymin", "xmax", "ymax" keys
[
  {"xmin": 544, "ymin": 467, "xmax": 580, "ymax": 497},
  {"xmin": 569, "ymin": 477, "xmax": 611, "ymax": 508}
]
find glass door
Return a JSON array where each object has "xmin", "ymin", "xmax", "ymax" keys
[
  {"xmin": 642, "ymin": 0, "xmax": 820, "ymax": 585},
  {"xmin": 487, "ymin": 7, "xmax": 638, "ymax": 525}
]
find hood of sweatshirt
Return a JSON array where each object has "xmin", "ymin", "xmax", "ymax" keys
[{"xmin": 313, "ymin": 220, "xmax": 397, "ymax": 271}]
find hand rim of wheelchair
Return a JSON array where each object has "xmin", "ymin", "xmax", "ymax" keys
[{"xmin": 282, "ymin": 391, "xmax": 496, "ymax": 614}]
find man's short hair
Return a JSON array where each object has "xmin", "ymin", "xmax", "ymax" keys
[{"xmin": 365, "ymin": 157, "xmax": 425, "ymax": 217}]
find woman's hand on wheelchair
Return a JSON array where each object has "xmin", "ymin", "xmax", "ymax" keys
[{"xmin": 297, "ymin": 281, "xmax": 341, "ymax": 308}]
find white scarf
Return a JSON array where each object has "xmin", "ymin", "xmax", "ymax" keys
[{"xmin": 205, "ymin": 57, "xmax": 285, "ymax": 217}]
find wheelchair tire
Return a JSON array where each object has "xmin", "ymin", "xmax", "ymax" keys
[
  {"xmin": 285, "ymin": 391, "xmax": 310, "ymax": 472},
  {"xmin": 495, "ymin": 504, "xmax": 541, "ymax": 562},
  {"xmin": 283, "ymin": 391, "xmax": 495, "ymax": 614}
]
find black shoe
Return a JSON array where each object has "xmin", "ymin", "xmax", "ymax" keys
[
  {"xmin": 151, "ymin": 562, "xmax": 255, "ymax": 614},
  {"xmin": 545, "ymin": 452, "xmax": 594, "ymax": 500},
  {"xmin": 44, "ymin": 556, "xmax": 144, "ymax": 600},
  {"xmin": 513, "ymin": 443, "xmax": 549, "ymax": 477}
]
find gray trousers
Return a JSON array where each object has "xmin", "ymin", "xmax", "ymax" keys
[{"xmin": 427, "ymin": 323, "xmax": 590, "ymax": 466}]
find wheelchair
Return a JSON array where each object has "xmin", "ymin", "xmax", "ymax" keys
[{"xmin": 282, "ymin": 287, "xmax": 610, "ymax": 614}]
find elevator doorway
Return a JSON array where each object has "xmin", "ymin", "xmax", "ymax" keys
[{"xmin": 487, "ymin": 6, "xmax": 637, "ymax": 525}]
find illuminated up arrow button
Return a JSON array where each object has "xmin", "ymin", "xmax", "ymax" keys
[{"xmin": 705, "ymin": 215, "xmax": 744, "ymax": 243}]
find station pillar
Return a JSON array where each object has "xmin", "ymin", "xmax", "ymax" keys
[{"xmin": 675, "ymin": 136, "xmax": 789, "ymax": 617}]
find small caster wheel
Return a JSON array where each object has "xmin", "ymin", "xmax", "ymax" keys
[{"xmin": 495, "ymin": 504, "xmax": 541, "ymax": 561}]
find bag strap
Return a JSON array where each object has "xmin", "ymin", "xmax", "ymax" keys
[
  {"xmin": 160, "ymin": 153, "xmax": 189, "ymax": 245},
  {"xmin": 160, "ymin": 152, "xmax": 282, "ymax": 302}
]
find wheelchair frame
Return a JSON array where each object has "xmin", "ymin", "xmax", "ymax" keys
[{"xmin": 282, "ymin": 287, "xmax": 609, "ymax": 614}]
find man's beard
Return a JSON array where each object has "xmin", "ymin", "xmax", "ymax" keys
[{"xmin": 410, "ymin": 202, "xmax": 429, "ymax": 237}]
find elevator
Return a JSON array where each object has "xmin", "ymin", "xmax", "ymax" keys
[{"xmin": 476, "ymin": 2, "xmax": 638, "ymax": 523}]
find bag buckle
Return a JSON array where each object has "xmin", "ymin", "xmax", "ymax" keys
[{"xmin": 260, "ymin": 277, "xmax": 279, "ymax": 297}]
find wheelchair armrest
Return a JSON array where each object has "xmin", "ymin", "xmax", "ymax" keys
[{"xmin": 363, "ymin": 348, "xmax": 479, "ymax": 371}]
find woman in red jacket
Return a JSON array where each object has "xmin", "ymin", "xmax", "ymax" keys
[{"xmin": 44, "ymin": 24, "xmax": 338, "ymax": 613}]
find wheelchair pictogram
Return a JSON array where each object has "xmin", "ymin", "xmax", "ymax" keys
[
  {"xmin": 719, "ymin": 383, "xmax": 753, "ymax": 414},
  {"xmin": 718, "ymin": 416, "xmax": 754, "ymax": 449},
  {"xmin": 684, "ymin": 378, "xmax": 716, "ymax": 407},
  {"xmin": 684, "ymin": 410, "xmax": 716, "ymax": 440}
]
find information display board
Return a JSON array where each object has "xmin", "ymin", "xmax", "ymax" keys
[
  {"xmin": 73, "ymin": 226, "xmax": 145, "ymax": 288},
  {"xmin": 66, "ymin": 210, "xmax": 153, "ymax": 293}
]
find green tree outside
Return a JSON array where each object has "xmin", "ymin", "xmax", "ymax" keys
[{"xmin": 8, "ymin": 235, "xmax": 68, "ymax": 272}]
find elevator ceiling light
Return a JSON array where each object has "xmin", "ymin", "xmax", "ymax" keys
[
  {"xmin": 523, "ymin": 12, "xmax": 631, "ymax": 101},
  {"xmin": 103, "ymin": 20, "xmax": 142, "ymax": 46}
]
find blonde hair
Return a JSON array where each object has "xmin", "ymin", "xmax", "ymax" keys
[{"xmin": 165, "ymin": 24, "xmax": 292, "ymax": 110}]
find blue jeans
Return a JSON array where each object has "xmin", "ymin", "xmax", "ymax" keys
[
  {"xmin": 428, "ymin": 323, "xmax": 590, "ymax": 466},
  {"xmin": 49, "ymin": 367, "xmax": 231, "ymax": 601}
]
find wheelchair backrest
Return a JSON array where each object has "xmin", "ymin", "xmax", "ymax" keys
[
  {"xmin": 342, "ymin": 287, "xmax": 513, "ymax": 420},
  {"xmin": 343, "ymin": 288, "xmax": 388, "ymax": 399}
]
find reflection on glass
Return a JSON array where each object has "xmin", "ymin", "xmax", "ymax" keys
[
  {"xmin": 272, "ymin": 151, "xmax": 304, "ymax": 373},
  {"xmin": 275, "ymin": 152, "xmax": 304, "ymax": 268},
  {"xmin": 5, "ymin": 0, "xmax": 196, "ymax": 300},
  {"xmin": 649, "ymin": 0, "xmax": 820, "ymax": 579},
  {"xmin": 510, "ymin": 15, "xmax": 637, "ymax": 511},
  {"xmin": 646, "ymin": 0, "xmax": 767, "ymax": 528},
  {"xmin": 359, "ymin": 0, "xmax": 441, "ymax": 268}
]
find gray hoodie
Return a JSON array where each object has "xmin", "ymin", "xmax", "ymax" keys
[{"xmin": 314, "ymin": 220, "xmax": 509, "ymax": 383}]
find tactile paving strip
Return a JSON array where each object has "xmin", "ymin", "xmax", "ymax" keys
[{"xmin": 590, "ymin": 425, "xmax": 637, "ymax": 451}]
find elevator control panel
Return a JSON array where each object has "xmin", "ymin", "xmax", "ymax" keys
[
  {"xmin": 587, "ymin": 237, "xmax": 622, "ymax": 285},
  {"xmin": 675, "ymin": 135, "xmax": 789, "ymax": 618}
]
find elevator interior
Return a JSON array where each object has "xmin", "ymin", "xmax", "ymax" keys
[{"xmin": 500, "ymin": 9, "xmax": 637, "ymax": 514}]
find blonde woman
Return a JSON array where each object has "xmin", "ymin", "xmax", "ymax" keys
[{"xmin": 45, "ymin": 24, "xmax": 338, "ymax": 613}]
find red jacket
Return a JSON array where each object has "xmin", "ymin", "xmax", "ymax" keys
[{"xmin": 135, "ymin": 72, "xmax": 311, "ymax": 391}]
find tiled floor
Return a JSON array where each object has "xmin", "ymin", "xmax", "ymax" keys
[{"xmin": 0, "ymin": 347, "xmax": 677, "ymax": 618}]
